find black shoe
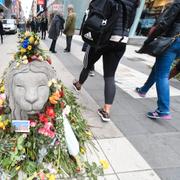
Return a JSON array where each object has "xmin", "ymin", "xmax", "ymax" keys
[
  {"xmin": 64, "ymin": 49, "xmax": 70, "ymax": 53},
  {"xmin": 98, "ymin": 108, "xmax": 110, "ymax": 122},
  {"xmin": 51, "ymin": 51, "xmax": 57, "ymax": 53}
]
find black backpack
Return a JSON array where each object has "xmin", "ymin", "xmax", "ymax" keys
[{"xmin": 80, "ymin": 0, "xmax": 127, "ymax": 49}]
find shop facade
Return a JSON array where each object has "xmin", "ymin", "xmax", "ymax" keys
[{"xmin": 130, "ymin": 0, "xmax": 174, "ymax": 37}]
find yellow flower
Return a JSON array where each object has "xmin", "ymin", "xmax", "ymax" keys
[
  {"xmin": 85, "ymin": 131, "xmax": 93, "ymax": 138},
  {"xmin": 16, "ymin": 166, "xmax": 21, "ymax": 171},
  {"xmin": 27, "ymin": 45, "xmax": 32, "ymax": 51},
  {"xmin": 100, "ymin": 160, "xmax": 110, "ymax": 169},
  {"xmin": 20, "ymin": 48, "xmax": 26, "ymax": 54},
  {"xmin": 0, "ymin": 85, "xmax": 5, "ymax": 93},
  {"xmin": 0, "ymin": 122, "xmax": 6, "ymax": 130},
  {"xmin": 0, "ymin": 99, "xmax": 3, "ymax": 107},
  {"xmin": 29, "ymin": 36, "xmax": 35, "ymax": 44},
  {"xmin": 80, "ymin": 147, "xmax": 86, "ymax": 154},
  {"xmin": 34, "ymin": 40, "xmax": 39, "ymax": 45},
  {"xmin": 19, "ymin": 38, "xmax": 24, "ymax": 43},
  {"xmin": 46, "ymin": 174, "xmax": 56, "ymax": 180}
]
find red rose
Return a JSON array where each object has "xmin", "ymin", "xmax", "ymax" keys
[
  {"xmin": 46, "ymin": 106, "xmax": 55, "ymax": 119},
  {"xmin": 39, "ymin": 114, "xmax": 48, "ymax": 123}
]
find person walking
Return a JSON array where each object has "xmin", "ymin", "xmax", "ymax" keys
[
  {"xmin": 0, "ymin": 18, "xmax": 4, "ymax": 44},
  {"xmin": 63, "ymin": 4, "xmax": 76, "ymax": 53},
  {"xmin": 48, "ymin": 13, "xmax": 63, "ymax": 53},
  {"xmin": 136, "ymin": 0, "xmax": 180, "ymax": 120},
  {"xmin": 30, "ymin": 17, "xmax": 37, "ymax": 33},
  {"xmin": 40, "ymin": 15, "xmax": 48, "ymax": 39},
  {"xmin": 73, "ymin": 0, "xmax": 139, "ymax": 122},
  {"xmin": 82, "ymin": 42, "xmax": 95, "ymax": 77}
]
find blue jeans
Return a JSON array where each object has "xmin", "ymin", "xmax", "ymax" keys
[{"xmin": 141, "ymin": 37, "xmax": 180, "ymax": 115}]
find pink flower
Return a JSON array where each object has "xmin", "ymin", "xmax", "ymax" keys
[
  {"xmin": 30, "ymin": 120, "xmax": 37, "ymax": 127},
  {"xmin": 38, "ymin": 122, "xmax": 55, "ymax": 139}
]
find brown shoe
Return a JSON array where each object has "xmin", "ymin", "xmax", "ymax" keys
[{"xmin": 73, "ymin": 80, "xmax": 81, "ymax": 92}]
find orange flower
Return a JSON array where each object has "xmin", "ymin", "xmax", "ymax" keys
[{"xmin": 49, "ymin": 91, "xmax": 61, "ymax": 104}]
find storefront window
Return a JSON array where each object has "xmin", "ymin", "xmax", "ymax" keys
[{"xmin": 137, "ymin": 0, "xmax": 173, "ymax": 36}]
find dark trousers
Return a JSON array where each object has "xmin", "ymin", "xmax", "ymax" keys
[
  {"xmin": 41, "ymin": 30, "xmax": 46, "ymax": 39},
  {"xmin": 50, "ymin": 39, "xmax": 57, "ymax": 52},
  {"xmin": 79, "ymin": 42, "xmax": 126, "ymax": 104},
  {"xmin": 1, "ymin": 35, "xmax": 3, "ymax": 44},
  {"xmin": 65, "ymin": 36, "xmax": 73, "ymax": 51}
]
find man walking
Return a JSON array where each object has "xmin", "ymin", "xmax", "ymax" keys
[{"xmin": 63, "ymin": 4, "xmax": 76, "ymax": 53}]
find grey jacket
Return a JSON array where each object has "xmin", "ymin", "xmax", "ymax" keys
[{"xmin": 48, "ymin": 15, "xmax": 62, "ymax": 40}]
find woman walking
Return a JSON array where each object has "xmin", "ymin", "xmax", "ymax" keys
[
  {"xmin": 136, "ymin": 0, "xmax": 180, "ymax": 120},
  {"xmin": 73, "ymin": 0, "xmax": 139, "ymax": 122}
]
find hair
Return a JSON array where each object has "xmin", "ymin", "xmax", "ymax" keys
[
  {"xmin": 4, "ymin": 60, "xmax": 56, "ymax": 119},
  {"xmin": 67, "ymin": 4, "xmax": 74, "ymax": 10}
]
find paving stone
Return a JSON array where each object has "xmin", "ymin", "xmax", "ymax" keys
[
  {"xmin": 98, "ymin": 138, "xmax": 151, "ymax": 173},
  {"xmin": 111, "ymin": 114, "xmax": 149, "ymax": 136},
  {"xmin": 155, "ymin": 168, "xmax": 180, "ymax": 180},
  {"xmin": 118, "ymin": 170, "xmax": 161, "ymax": 180},
  {"xmin": 128, "ymin": 134, "xmax": 180, "ymax": 169}
]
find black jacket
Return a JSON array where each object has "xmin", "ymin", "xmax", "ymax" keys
[
  {"xmin": 110, "ymin": 0, "xmax": 139, "ymax": 37},
  {"xmin": 150, "ymin": 1, "xmax": 180, "ymax": 38}
]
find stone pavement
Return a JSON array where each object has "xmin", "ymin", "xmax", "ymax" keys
[{"xmin": 0, "ymin": 34, "xmax": 180, "ymax": 180}]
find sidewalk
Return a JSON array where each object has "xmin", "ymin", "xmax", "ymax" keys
[
  {"xmin": 1, "ymin": 34, "xmax": 180, "ymax": 180},
  {"xmin": 45, "ymin": 35, "xmax": 180, "ymax": 180}
]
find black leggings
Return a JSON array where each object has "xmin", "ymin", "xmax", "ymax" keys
[
  {"xmin": 79, "ymin": 42, "xmax": 126, "ymax": 104},
  {"xmin": 1, "ymin": 35, "xmax": 3, "ymax": 44}
]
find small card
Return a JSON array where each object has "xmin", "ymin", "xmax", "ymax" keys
[{"xmin": 12, "ymin": 120, "xmax": 30, "ymax": 133}]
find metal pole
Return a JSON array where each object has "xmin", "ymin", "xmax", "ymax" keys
[{"xmin": 129, "ymin": 0, "xmax": 146, "ymax": 37}]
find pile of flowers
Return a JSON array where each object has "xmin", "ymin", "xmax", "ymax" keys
[
  {"xmin": 14, "ymin": 31, "xmax": 52, "ymax": 67},
  {"xmin": 0, "ymin": 33, "xmax": 108, "ymax": 179}
]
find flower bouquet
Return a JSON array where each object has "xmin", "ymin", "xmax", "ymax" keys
[{"xmin": 0, "ymin": 32, "xmax": 106, "ymax": 179}]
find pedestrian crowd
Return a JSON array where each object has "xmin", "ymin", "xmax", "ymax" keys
[{"xmin": 1, "ymin": 0, "xmax": 180, "ymax": 123}]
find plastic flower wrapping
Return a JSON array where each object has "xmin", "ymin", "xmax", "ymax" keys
[{"xmin": 0, "ymin": 32, "xmax": 104, "ymax": 179}]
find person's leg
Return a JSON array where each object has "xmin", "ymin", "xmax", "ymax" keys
[
  {"xmin": 67, "ymin": 36, "xmax": 72, "ymax": 52},
  {"xmin": 73, "ymin": 47, "xmax": 101, "ymax": 90},
  {"xmin": 41, "ymin": 30, "xmax": 43, "ymax": 39},
  {"xmin": 64, "ymin": 36, "xmax": 68, "ymax": 50},
  {"xmin": 44, "ymin": 31, "xmax": 46, "ymax": 39},
  {"xmin": 50, "ymin": 39, "xmax": 57, "ymax": 52},
  {"xmin": 1, "ymin": 35, "xmax": 3, "ymax": 44},
  {"xmin": 147, "ymin": 38, "xmax": 180, "ymax": 119},
  {"xmin": 102, "ymin": 43, "xmax": 126, "ymax": 115}
]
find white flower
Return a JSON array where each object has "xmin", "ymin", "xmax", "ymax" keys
[
  {"xmin": 22, "ymin": 55, "xmax": 27, "ymax": 60},
  {"xmin": 16, "ymin": 62, "xmax": 20, "ymax": 67},
  {"xmin": 48, "ymin": 81, "xmax": 52, "ymax": 87},
  {"xmin": 63, "ymin": 105, "xmax": 71, "ymax": 115},
  {"xmin": 51, "ymin": 79, "xmax": 57, "ymax": 84},
  {"xmin": 38, "ymin": 56, "xmax": 44, "ymax": 61},
  {"xmin": 22, "ymin": 60, "xmax": 28, "ymax": 64}
]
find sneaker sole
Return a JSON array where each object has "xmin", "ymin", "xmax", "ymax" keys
[
  {"xmin": 135, "ymin": 89, "xmax": 146, "ymax": 98},
  {"xmin": 147, "ymin": 114, "xmax": 160, "ymax": 119},
  {"xmin": 98, "ymin": 111, "xmax": 110, "ymax": 122},
  {"xmin": 73, "ymin": 84, "xmax": 80, "ymax": 93}
]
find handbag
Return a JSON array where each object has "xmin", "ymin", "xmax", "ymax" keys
[{"xmin": 137, "ymin": 34, "xmax": 179, "ymax": 57}]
